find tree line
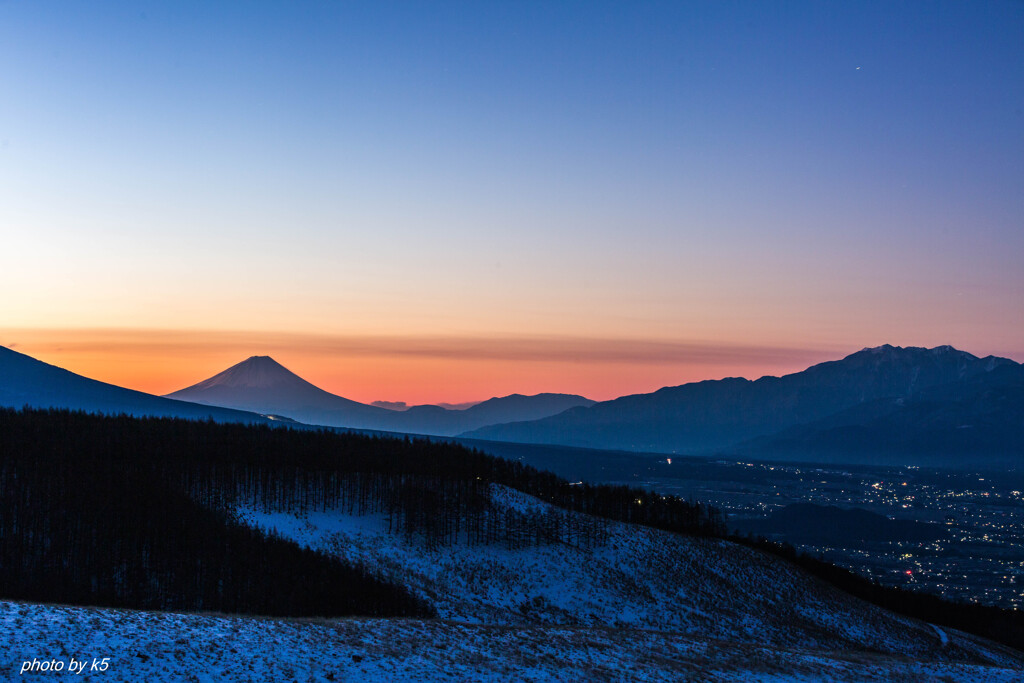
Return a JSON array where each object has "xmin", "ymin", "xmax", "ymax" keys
[
  {"xmin": 8, "ymin": 407, "xmax": 1011, "ymax": 654},
  {"xmin": 0, "ymin": 408, "xmax": 722, "ymax": 618},
  {"xmin": 0, "ymin": 409, "xmax": 433, "ymax": 617}
]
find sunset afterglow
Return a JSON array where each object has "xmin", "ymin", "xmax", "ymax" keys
[{"xmin": 2, "ymin": 2, "xmax": 1021, "ymax": 404}]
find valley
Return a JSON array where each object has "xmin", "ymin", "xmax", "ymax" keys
[
  {"xmin": 6, "ymin": 1, "xmax": 1021, "ymax": 678},
  {"xmin": 1, "ymin": 345, "xmax": 1022, "ymax": 679},
  {"xmin": 553, "ymin": 453, "xmax": 1024, "ymax": 610},
  {"xmin": 2, "ymin": 408, "xmax": 1021, "ymax": 680}
]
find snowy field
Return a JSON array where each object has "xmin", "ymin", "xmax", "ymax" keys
[
  {"xmin": 2, "ymin": 600, "xmax": 1022, "ymax": 682},
  {"xmin": 236, "ymin": 485, "xmax": 1020, "ymax": 663},
  {"xmin": 2, "ymin": 484, "xmax": 1021, "ymax": 681}
]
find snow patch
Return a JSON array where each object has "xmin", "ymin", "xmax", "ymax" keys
[{"xmin": 234, "ymin": 484, "xmax": 1020, "ymax": 669}]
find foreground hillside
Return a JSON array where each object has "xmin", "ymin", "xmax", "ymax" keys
[
  {"xmin": 1, "ymin": 409, "xmax": 1021, "ymax": 680},
  {"xmin": 235, "ymin": 484, "xmax": 1023, "ymax": 674},
  {"xmin": 4, "ymin": 600, "xmax": 1022, "ymax": 682}
]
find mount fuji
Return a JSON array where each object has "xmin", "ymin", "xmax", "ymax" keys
[{"xmin": 166, "ymin": 356, "xmax": 593, "ymax": 435}]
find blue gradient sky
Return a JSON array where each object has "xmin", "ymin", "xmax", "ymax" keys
[{"xmin": 1, "ymin": 2, "xmax": 1022, "ymax": 402}]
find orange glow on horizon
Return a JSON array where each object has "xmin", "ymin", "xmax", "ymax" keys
[{"xmin": 0, "ymin": 327, "xmax": 848, "ymax": 405}]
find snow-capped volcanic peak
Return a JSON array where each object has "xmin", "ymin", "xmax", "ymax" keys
[
  {"xmin": 187, "ymin": 356, "xmax": 313, "ymax": 390},
  {"xmin": 164, "ymin": 354, "xmax": 385, "ymax": 423}
]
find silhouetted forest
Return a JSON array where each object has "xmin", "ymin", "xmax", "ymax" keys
[
  {"xmin": 0, "ymin": 408, "xmax": 721, "ymax": 617},
  {"xmin": 2, "ymin": 408, "xmax": 1017, "ymax": 654},
  {"xmin": 0, "ymin": 409, "xmax": 432, "ymax": 618}
]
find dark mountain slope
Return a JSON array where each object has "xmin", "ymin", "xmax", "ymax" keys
[
  {"xmin": 0, "ymin": 346, "xmax": 270, "ymax": 424},
  {"xmin": 393, "ymin": 393, "xmax": 595, "ymax": 435},
  {"xmin": 738, "ymin": 363, "xmax": 1024, "ymax": 466},
  {"xmin": 464, "ymin": 345, "xmax": 1019, "ymax": 456}
]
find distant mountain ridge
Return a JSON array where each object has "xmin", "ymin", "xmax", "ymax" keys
[
  {"xmin": 166, "ymin": 356, "xmax": 594, "ymax": 436},
  {"xmin": 0, "ymin": 345, "xmax": 271, "ymax": 425},
  {"xmin": 738, "ymin": 361, "xmax": 1024, "ymax": 466},
  {"xmin": 7, "ymin": 343, "xmax": 1019, "ymax": 468},
  {"xmin": 464, "ymin": 345, "xmax": 1023, "ymax": 467}
]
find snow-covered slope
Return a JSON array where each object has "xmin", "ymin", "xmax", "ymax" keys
[
  {"xmin": 4, "ymin": 484, "xmax": 1021, "ymax": 680},
  {"xmin": 235, "ymin": 485, "xmax": 1022, "ymax": 670},
  {"xmin": 4, "ymin": 601, "xmax": 1022, "ymax": 682}
]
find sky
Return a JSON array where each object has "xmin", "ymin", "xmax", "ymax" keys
[{"xmin": 1, "ymin": 1, "xmax": 1022, "ymax": 403}]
